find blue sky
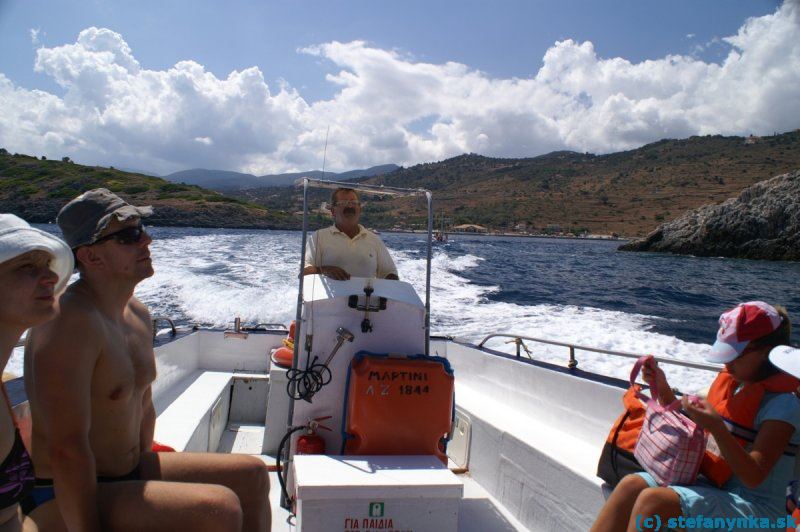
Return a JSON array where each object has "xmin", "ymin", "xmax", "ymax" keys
[
  {"xmin": 1, "ymin": 0, "xmax": 778, "ymax": 101},
  {"xmin": 0, "ymin": 0, "xmax": 796, "ymax": 174}
]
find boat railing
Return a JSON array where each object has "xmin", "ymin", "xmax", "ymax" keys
[
  {"xmin": 152, "ymin": 316, "xmax": 177, "ymax": 339},
  {"xmin": 241, "ymin": 323, "xmax": 288, "ymax": 331},
  {"xmin": 476, "ymin": 333, "xmax": 720, "ymax": 373}
]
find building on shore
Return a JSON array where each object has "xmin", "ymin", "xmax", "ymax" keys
[{"xmin": 452, "ymin": 224, "xmax": 488, "ymax": 233}]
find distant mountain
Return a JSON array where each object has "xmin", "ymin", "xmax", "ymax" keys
[
  {"xmin": 164, "ymin": 169, "xmax": 261, "ymax": 190},
  {"xmin": 118, "ymin": 166, "xmax": 160, "ymax": 177},
  {"xmin": 165, "ymin": 164, "xmax": 400, "ymax": 191}
]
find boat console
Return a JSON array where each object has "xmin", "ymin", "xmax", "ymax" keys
[{"xmin": 271, "ymin": 274, "xmax": 462, "ymax": 531}]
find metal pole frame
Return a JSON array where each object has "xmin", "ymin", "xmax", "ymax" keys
[
  {"xmin": 424, "ymin": 191, "xmax": 432, "ymax": 354},
  {"xmin": 280, "ymin": 178, "xmax": 309, "ymax": 509},
  {"xmin": 280, "ymin": 177, "xmax": 432, "ymax": 507}
]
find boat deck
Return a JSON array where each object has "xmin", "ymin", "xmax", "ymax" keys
[{"xmin": 226, "ymin": 424, "xmax": 525, "ymax": 531}]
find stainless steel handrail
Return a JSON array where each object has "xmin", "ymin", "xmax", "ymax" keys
[
  {"xmin": 242, "ymin": 323, "xmax": 288, "ymax": 331},
  {"xmin": 477, "ymin": 333, "xmax": 721, "ymax": 372},
  {"xmin": 151, "ymin": 316, "xmax": 176, "ymax": 339}
]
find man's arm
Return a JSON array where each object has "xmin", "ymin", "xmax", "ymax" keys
[
  {"xmin": 303, "ymin": 230, "xmax": 320, "ymax": 274},
  {"xmin": 132, "ymin": 299, "xmax": 156, "ymax": 451},
  {"xmin": 30, "ymin": 305, "xmax": 103, "ymax": 532},
  {"xmin": 139, "ymin": 387, "xmax": 155, "ymax": 451},
  {"xmin": 303, "ymin": 264, "xmax": 350, "ymax": 280},
  {"xmin": 375, "ymin": 238, "xmax": 399, "ymax": 280}
]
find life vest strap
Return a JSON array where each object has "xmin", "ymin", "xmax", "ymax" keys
[{"xmin": 722, "ymin": 417, "xmax": 798, "ymax": 457}]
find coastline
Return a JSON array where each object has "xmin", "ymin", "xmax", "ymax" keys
[
  {"xmin": 382, "ymin": 229, "xmax": 629, "ymax": 242},
  {"xmin": 32, "ymin": 221, "xmax": 629, "ymax": 242}
]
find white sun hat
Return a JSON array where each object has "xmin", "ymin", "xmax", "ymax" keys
[
  {"xmin": 0, "ymin": 214, "xmax": 74, "ymax": 294},
  {"xmin": 770, "ymin": 345, "xmax": 800, "ymax": 379}
]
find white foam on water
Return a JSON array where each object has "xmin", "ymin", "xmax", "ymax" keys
[
  {"xmin": 398, "ymin": 247, "xmax": 717, "ymax": 393},
  {"xmin": 136, "ymin": 231, "xmax": 301, "ymax": 327},
  {"xmin": 6, "ymin": 230, "xmax": 718, "ymax": 393}
]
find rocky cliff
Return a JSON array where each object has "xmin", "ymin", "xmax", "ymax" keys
[{"xmin": 619, "ymin": 170, "xmax": 800, "ymax": 261}]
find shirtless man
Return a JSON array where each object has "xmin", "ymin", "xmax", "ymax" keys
[
  {"xmin": 302, "ymin": 188, "xmax": 399, "ymax": 280},
  {"xmin": 23, "ymin": 189, "xmax": 269, "ymax": 531}
]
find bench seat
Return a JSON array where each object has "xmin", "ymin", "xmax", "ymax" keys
[{"xmin": 154, "ymin": 370, "xmax": 233, "ymax": 452}]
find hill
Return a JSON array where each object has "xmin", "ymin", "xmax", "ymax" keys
[
  {"xmin": 165, "ymin": 164, "xmax": 400, "ymax": 191},
  {"xmin": 354, "ymin": 131, "xmax": 800, "ymax": 236},
  {"xmin": 4, "ymin": 131, "xmax": 799, "ymax": 237},
  {"xmin": 238, "ymin": 131, "xmax": 796, "ymax": 236},
  {"xmin": 0, "ymin": 151, "xmax": 292, "ymax": 229}
]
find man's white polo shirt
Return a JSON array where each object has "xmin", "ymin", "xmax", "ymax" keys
[{"xmin": 305, "ymin": 224, "xmax": 398, "ymax": 279}]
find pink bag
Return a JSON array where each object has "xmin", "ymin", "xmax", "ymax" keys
[{"xmin": 631, "ymin": 356, "xmax": 706, "ymax": 486}]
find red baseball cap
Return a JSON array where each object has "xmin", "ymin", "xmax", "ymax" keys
[{"xmin": 707, "ymin": 301, "xmax": 783, "ymax": 364}]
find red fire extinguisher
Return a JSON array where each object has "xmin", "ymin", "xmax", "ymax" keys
[{"xmin": 296, "ymin": 416, "xmax": 332, "ymax": 455}]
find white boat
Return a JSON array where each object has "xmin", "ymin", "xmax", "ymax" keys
[{"xmin": 7, "ymin": 180, "xmax": 722, "ymax": 531}]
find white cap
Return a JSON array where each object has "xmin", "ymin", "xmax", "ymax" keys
[
  {"xmin": 0, "ymin": 214, "xmax": 74, "ymax": 294},
  {"xmin": 770, "ymin": 345, "xmax": 800, "ymax": 379}
]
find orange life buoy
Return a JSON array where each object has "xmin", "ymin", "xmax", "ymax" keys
[{"xmin": 272, "ymin": 346, "xmax": 294, "ymax": 368}]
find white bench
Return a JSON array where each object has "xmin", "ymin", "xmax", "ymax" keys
[
  {"xmin": 154, "ymin": 370, "xmax": 233, "ymax": 452},
  {"xmin": 442, "ymin": 342, "xmax": 625, "ymax": 531}
]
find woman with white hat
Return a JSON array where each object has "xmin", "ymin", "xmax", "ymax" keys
[
  {"xmin": 769, "ymin": 344, "xmax": 800, "ymax": 531},
  {"xmin": 0, "ymin": 214, "xmax": 72, "ymax": 530}
]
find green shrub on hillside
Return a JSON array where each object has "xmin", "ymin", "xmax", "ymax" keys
[
  {"xmin": 15, "ymin": 184, "xmax": 38, "ymax": 196},
  {"xmin": 205, "ymin": 195, "xmax": 243, "ymax": 204},
  {"xmin": 159, "ymin": 183, "xmax": 191, "ymax": 193},
  {"xmin": 124, "ymin": 185, "xmax": 150, "ymax": 194},
  {"xmin": 49, "ymin": 187, "xmax": 79, "ymax": 199}
]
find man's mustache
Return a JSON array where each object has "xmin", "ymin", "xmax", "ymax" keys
[{"xmin": 344, "ymin": 208, "xmax": 356, "ymax": 215}]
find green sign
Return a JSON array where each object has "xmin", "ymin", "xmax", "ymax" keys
[{"xmin": 369, "ymin": 502, "xmax": 384, "ymax": 518}]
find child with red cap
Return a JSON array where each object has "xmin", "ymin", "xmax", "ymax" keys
[{"xmin": 593, "ymin": 301, "xmax": 799, "ymax": 532}]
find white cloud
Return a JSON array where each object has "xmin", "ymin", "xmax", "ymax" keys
[
  {"xmin": 29, "ymin": 28, "xmax": 41, "ymax": 45},
  {"xmin": 2, "ymin": 2, "xmax": 799, "ymax": 175}
]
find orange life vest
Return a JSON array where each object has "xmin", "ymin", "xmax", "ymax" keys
[{"xmin": 702, "ymin": 369, "xmax": 799, "ymax": 486}]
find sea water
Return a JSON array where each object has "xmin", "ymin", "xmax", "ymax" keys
[{"xmin": 10, "ymin": 226, "xmax": 800, "ymax": 393}]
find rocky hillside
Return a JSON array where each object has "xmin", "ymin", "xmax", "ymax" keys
[
  {"xmin": 619, "ymin": 170, "xmax": 800, "ymax": 261},
  {"xmin": 0, "ymin": 151, "xmax": 291, "ymax": 229},
  {"xmin": 236, "ymin": 130, "xmax": 800, "ymax": 236},
  {"xmin": 366, "ymin": 131, "xmax": 800, "ymax": 236}
]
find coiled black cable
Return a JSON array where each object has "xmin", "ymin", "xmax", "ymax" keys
[{"xmin": 286, "ymin": 355, "xmax": 332, "ymax": 402}]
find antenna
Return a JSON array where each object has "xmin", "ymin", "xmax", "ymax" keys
[{"xmin": 321, "ymin": 125, "xmax": 330, "ymax": 179}]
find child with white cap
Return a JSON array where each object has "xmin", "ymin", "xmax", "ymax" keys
[
  {"xmin": 594, "ymin": 301, "xmax": 799, "ymax": 532},
  {"xmin": 0, "ymin": 213, "xmax": 72, "ymax": 529}
]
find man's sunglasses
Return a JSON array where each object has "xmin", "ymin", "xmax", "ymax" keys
[
  {"xmin": 92, "ymin": 224, "xmax": 148, "ymax": 246},
  {"xmin": 334, "ymin": 200, "xmax": 360, "ymax": 207}
]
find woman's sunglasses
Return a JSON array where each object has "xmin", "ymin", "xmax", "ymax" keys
[{"xmin": 92, "ymin": 224, "xmax": 148, "ymax": 246}]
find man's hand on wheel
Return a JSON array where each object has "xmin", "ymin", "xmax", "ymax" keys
[{"xmin": 320, "ymin": 266, "xmax": 350, "ymax": 280}]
